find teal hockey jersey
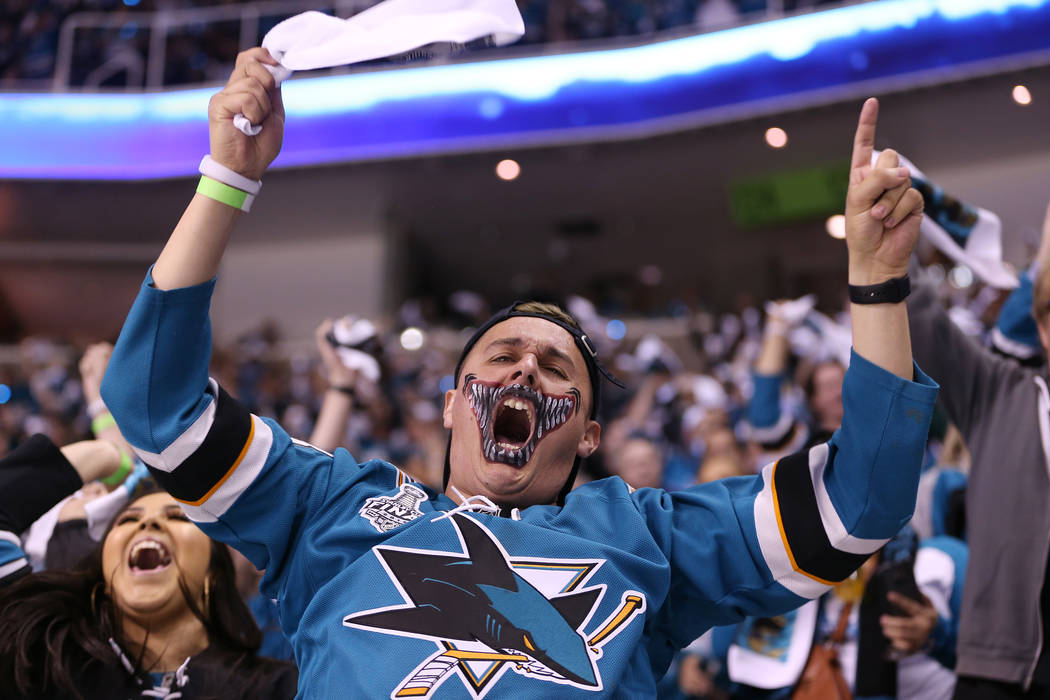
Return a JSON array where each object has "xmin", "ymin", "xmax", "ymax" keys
[{"xmin": 102, "ymin": 273, "xmax": 938, "ymax": 699}]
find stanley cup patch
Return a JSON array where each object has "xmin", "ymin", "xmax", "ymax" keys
[{"xmin": 361, "ymin": 483, "xmax": 428, "ymax": 533}]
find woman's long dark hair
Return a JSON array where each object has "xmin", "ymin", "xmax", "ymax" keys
[{"xmin": 0, "ymin": 490, "xmax": 272, "ymax": 699}]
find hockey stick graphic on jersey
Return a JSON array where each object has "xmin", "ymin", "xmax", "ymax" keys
[
  {"xmin": 586, "ymin": 593, "xmax": 645, "ymax": 658},
  {"xmin": 393, "ymin": 650, "xmax": 529, "ymax": 698}
]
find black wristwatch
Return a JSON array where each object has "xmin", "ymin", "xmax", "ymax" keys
[{"xmin": 848, "ymin": 275, "xmax": 911, "ymax": 304}]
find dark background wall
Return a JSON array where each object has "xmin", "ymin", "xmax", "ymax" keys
[{"xmin": 0, "ymin": 62, "xmax": 1046, "ymax": 341}]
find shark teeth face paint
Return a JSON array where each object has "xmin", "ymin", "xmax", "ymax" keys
[{"xmin": 465, "ymin": 379, "xmax": 577, "ymax": 468}]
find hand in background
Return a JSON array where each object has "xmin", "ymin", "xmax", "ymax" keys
[
  {"xmin": 880, "ymin": 590, "xmax": 938, "ymax": 655},
  {"xmin": 315, "ymin": 319, "xmax": 362, "ymax": 391},
  {"xmin": 79, "ymin": 342, "xmax": 113, "ymax": 406},
  {"xmin": 79, "ymin": 342, "xmax": 137, "ymax": 486},
  {"xmin": 678, "ymin": 653, "xmax": 726, "ymax": 699},
  {"xmin": 57, "ymin": 481, "xmax": 108, "ymax": 522}
]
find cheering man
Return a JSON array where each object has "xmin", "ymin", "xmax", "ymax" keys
[{"xmin": 103, "ymin": 48, "xmax": 934, "ymax": 698}]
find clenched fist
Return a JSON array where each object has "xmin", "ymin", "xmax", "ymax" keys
[{"xmin": 208, "ymin": 48, "xmax": 286, "ymax": 181}]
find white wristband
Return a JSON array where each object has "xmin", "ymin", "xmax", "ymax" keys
[{"xmin": 198, "ymin": 155, "xmax": 262, "ymax": 195}]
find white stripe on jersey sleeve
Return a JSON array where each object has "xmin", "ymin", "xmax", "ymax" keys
[
  {"xmin": 753, "ymin": 461, "xmax": 832, "ymax": 600},
  {"xmin": 807, "ymin": 443, "xmax": 889, "ymax": 555},
  {"xmin": 180, "ymin": 415, "xmax": 274, "ymax": 523},
  {"xmin": 131, "ymin": 378, "xmax": 220, "ymax": 473}
]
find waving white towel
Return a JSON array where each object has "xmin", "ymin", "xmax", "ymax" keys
[
  {"xmin": 872, "ymin": 150, "xmax": 1017, "ymax": 290},
  {"xmin": 234, "ymin": 0, "xmax": 525, "ymax": 135}
]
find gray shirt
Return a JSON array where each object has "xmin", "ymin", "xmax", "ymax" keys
[{"xmin": 909, "ymin": 283, "xmax": 1050, "ymax": 687}]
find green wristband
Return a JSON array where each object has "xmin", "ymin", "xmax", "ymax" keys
[
  {"xmin": 196, "ymin": 175, "xmax": 255, "ymax": 212},
  {"xmin": 91, "ymin": 412, "xmax": 117, "ymax": 435},
  {"xmin": 100, "ymin": 451, "xmax": 133, "ymax": 487}
]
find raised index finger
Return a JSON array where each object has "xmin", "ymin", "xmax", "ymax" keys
[{"xmin": 851, "ymin": 97, "xmax": 879, "ymax": 173}]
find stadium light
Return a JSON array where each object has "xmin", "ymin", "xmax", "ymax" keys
[
  {"xmin": 1013, "ymin": 84, "xmax": 1033, "ymax": 104},
  {"xmin": 765, "ymin": 127, "xmax": 788, "ymax": 149},
  {"xmin": 495, "ymin": 159, "xmax": 521, "ymax": 180}
]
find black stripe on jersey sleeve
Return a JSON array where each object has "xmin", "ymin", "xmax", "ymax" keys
[
  {"xmin": 146, "ymin": 385, "xmax": 252, "ymax": 504},
  {"xmin": 774, "ymin": 449, "xmax": 869, "ymax": 583}
]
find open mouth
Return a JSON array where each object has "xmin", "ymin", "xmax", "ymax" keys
[
  {"xmin": 128, "ymin": 538, "xmax": 173, "ymax": 574},
  {"xmin": 466, "ymin": 380, "xmax": 576, "ymax": 467}
]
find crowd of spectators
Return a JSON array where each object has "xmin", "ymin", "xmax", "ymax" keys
[
  {"xmin": 0, "ymin": 249, "xmax": 1005, "ymax": 502},
  {"xmin": 2, "ymin": 54, "xmax": 1048, "ymax": 691},
  {"xmin": 2, "ymin": 0, "xmax": 848, "ymax": 88},
  {"xmin": 1, "ymin": 15, "xmax": 1045, "ymax": 691},
  {"xmin": 0, "ymin": 236, "xmax": 1024, "ymax": 698}
]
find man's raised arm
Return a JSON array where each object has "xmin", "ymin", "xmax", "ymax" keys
[
  {"xmin": 634, "ymin": 100, "xmax": 937, "ymax": 643},
  {"xmin": 844, "ymin": 98, "xmax": 924, "ymax": 378},
  {"xmin": 152, "ymin": 48, "xmax": 284, "ymax": 291},
  {"xmin": 100, "ymin": 50, "xmax": 312, "ymax": 579}
]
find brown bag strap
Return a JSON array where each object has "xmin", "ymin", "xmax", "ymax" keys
[{"xmin": 828, "ymin": 601, "xmax": 853, "ymax": 646}]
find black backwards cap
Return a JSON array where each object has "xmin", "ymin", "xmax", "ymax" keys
[{"xmin": 444, "ymin": 301, "xmax": 625, "ymax": 506}]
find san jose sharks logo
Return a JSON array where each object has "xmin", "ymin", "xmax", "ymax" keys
[{"xmin": 343, "ymin": 514, "xmax": 646, "ymax": 698}]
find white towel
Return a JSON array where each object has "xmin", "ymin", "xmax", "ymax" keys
[
  {"xmin": 234, "ymin": 0, "xmax": 525, "ymax": 135},
  {"xmin": 872, "ymin": 151, "xmax": 1017, "ymax": 290}
]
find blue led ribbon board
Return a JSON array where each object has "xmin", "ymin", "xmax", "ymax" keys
[{"xmin": 3, "ymin": 0, "xmax": 1049, "ymax": 180}]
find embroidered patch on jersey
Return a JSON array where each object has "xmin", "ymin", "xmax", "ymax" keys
[
  {"xmin": 360, "ymin": 483, "xmax": 428, "ymax": 533},
  {"xmin": 343, "ymin": 514, "xmax": 646, "ymax": 698}
]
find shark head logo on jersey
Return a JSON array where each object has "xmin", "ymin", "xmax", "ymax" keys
[{"xmin": 343, "ymin": 514, "xmax": 645, "ymax": 698}]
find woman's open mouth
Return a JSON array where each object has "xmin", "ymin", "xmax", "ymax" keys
[
  {"xmin": 466, "ymin": 380, "xmax": 576, "ymax": 467},
  {"xmin": 127, "ymin": 538, "xmax": 173, "ymax": 575}
]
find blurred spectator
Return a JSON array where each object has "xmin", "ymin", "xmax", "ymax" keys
[
  {"xmin": 0, "ymin": 243, "xmax": 1012, "ymax": 498},
  {"xmin": 906, "ymin": 200, "xmax": 1050, "ymax": 699},
  {"xmin": 609, "ymin": 431, "xmax": 665, "ymax": 488},
  {"xmin": 671, "ymin": 528, "xmax": 967, "ymax": 700},
  {"xmin": 0, "ymin": 436, "xmax": 298, "ymax": 698}
]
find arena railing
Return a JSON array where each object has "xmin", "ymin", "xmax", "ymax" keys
[
  {"xmin": 52, "ymin": 0, "xmax": 379, "ymax": 91},
  {"xmin": 51, "ymin": 0, "xmax": 853, "ymax": 91}
]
